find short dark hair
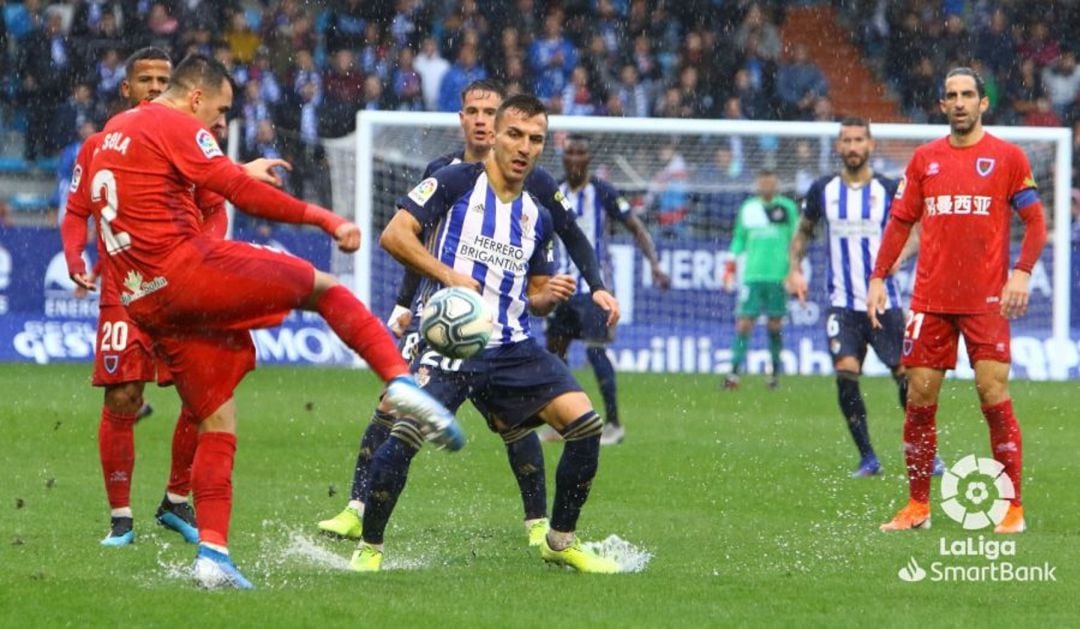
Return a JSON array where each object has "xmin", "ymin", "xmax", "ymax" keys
[
  {"xmin": 124, "ymin": 47, "xmax": 171, "ymax": 78},
  {"xmin": 168, "ymin": 53, "xmax": 233, "ymax": 95},
  {"xmin": 839, "ymin": 115, "xmax": 871, "ymax": 137},
  {"xmin": 565, "ymin": 133, "xmax": 590, "ymax": 146},
  {"xmin": 495, "ymin": 93, "xmax": 547, "ymax": 124},
  {"xmin": 460, "ymin": 79, "xmax": 506, "ymax": 105},
  {"xmin": 757, "ymin": 168, "xmax": 777, "ymax": 178},
  {"xmin": 944, "ymin": 66, "xmax": 986, "ymax": 98}
]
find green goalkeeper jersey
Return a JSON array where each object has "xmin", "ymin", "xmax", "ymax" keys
[{"xmin": 730, "ymin": 194, "xmax": 799, "ymax": 283}]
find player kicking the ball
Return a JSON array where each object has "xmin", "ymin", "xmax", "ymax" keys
[
  {"xmin": 871, "ymin": 68, "xmax": 1046, "ymax": 533},
  {"xmin": 87, "ymin": 54, "xmax": 464, "ymax": 588},
  {"xmin": 350, "ymin": 94, "xmax": 618, "ymax": 573}
]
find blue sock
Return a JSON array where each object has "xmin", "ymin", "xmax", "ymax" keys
[
  {"xmin": 349, "ymin": 410, "xmax": 395, "ymax": 502},
  {"xmin": 586, "ymin": 346, "xmax": 619, "ymax": 427},
  {"xmin": 505, "ymin": 431, "xmax": 547, "ymax": 520},
  {"xmin": 551, "ymin": 412, "xmax": 603, "ymax": 533},
  {"xmin": 361, "ymin": 433, "xmax": 420, "ymax": 545}
]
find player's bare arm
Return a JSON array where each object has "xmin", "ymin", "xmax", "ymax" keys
[
  {"xmin": 624, "ymin": 214, "xmax": 670, "ymax": 289},
  {"xmin": 787, "ymin": 216, "xmax": 816, "ymax": 302},
  {"xmin": 527, "ymin": 273, "xmax": 576, "ymax": 316},
  {"xmin": 380, "ymin": 208, "xmax": 480, "ymax": 291}
]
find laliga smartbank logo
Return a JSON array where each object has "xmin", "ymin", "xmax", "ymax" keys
[
  {"xmin": 897, "ymin": 455, "xmax": 1057, "ymax": 583},
  {"xmin": 940, "ymin": 454, "xmax": 1013, "ymax": 529}
]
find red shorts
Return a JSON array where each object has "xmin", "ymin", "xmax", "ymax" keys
[
  {"xmin": 92, "ymin": 305, "xmax": 172, "ymax": 387},
  {"xmin": 153, "ymin": 331, "xmax": 256, "ymax": 421},
  {"xmin": 900, "ymin": 310, "xmax": 1011, "ymax": 370},
  {"xmin": 126, "ymin": 240, "xmax": 316, "ymax": 420},
  {"xmin": 127, "ymin": 240, "xmax": 315, "ymax": 335}
]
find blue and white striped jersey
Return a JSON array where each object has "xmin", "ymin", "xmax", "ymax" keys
[
  {"xmin": 556, "ymin": 177, "xmax": 631, "ymax": 293},
  {"xmin": 803, "ymin": 173, "xmax": 902, "ymax": 312},
  {"xmin": 398, "ymin": 162, "xmax": 556, "ymax": 347}
]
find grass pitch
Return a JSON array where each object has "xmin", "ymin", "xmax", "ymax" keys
[{"xmin": 1, "ymin": 364, "xmax": 1076, "ymax": 627}]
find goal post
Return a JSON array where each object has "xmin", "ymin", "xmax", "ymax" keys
[{"xmin": 345, "ymin": 110, "xmax": 1075, "ymax": 378}]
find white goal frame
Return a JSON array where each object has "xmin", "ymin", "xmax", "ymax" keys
[{"xmin": 353, "ymin": 112, "xmax": 1073, "ymax": 345}]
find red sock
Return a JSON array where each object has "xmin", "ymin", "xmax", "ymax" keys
[
  {"xmin": 166, "ymin": 407, "xmax": 200, "ymax": 497},
  {"xmin": 982, "ymin": 399, "xmax": 1023, "ymax": 506},
  {"xmin": 903, "ymin": 404, "xmax": 938, "ymax": 503},
  {"xmin": 99, "ymin": 407, "xmax": 138, "ymax": 510},
  {"xmin": 191, "ymin": 431, "xmax": 237, "ymax": 547},
  {"xmin": 316, "ymin": 285, "xmax": 408, "ymax": 381}
]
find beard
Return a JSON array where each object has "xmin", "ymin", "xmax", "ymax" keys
[
  {"xmin": 949, "ymin": 113, "xmax": 979, "ymax": 135},
  {"xmin": 843, "ymin": 152, "xmax": 868, "ymax": 173}
]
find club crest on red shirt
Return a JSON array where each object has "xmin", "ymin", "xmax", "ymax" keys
[{"xmin": 976, "ymin": 158, "xmax": 995, "ymax": 176}]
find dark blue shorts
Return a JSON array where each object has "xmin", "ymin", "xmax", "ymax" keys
[
  {"xmin": 410, "ymin": 338, "xmax": 583, "ymax": 431},
  {"xmin": 826, "ymin": 306, "xmax": 904, "ymax": 368},
  {"xmin": 546, "ymin": 293, "xmax": 613, "ymax": 343}
]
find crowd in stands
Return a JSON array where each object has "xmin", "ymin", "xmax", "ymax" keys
[{"xmin": 0, "ymin": 0, "xmax": 1078, "ymax": 240}]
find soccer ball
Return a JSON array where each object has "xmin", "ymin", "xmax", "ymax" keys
[{"xmin": 420, "ymin": 287, "xmax": 493, "ymax": 359}]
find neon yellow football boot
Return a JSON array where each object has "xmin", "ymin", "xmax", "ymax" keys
[
  {"xmin": 541, "ymin": 536, "xmax": 619, "ymax": 574},
  {"xmin": 349, "ymin": 543, "xmax": 383, "ymax": 572},
  {"xmin": 317, "ymin": 506, "xmax": 362, "ymax": 539}
]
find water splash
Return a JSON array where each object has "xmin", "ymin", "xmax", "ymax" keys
[{"xmin": 582, "ymin": 534, "xmax": 652, "ymax": 573}]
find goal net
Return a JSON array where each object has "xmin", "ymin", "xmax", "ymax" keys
[{"xmin": 333, "ymin": 112, "xmax": 1075, "ymax": 380}]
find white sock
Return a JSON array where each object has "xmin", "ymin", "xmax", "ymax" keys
[
  {"xmin": 201, "ymin": 542, "xmax": 228, "ymax": 555},
  {"xmin": 166, "ymin": 492, "xmax": 187, "ymax": 505},
  {"xmin": 546, "ymin": 530, "xmax": 574, "ymax": 551},
  {"xmin": 348, "ymin": 500, "xmax": 364, "ymax": 516},
  {"xmin": 110, "ymin": 507, "xmax": 133, "ymax": 518}
]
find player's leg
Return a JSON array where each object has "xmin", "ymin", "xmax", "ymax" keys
[
  {"xmin": 826, "ymin": 308, "xmax": 876, "ymax": 475},
  {"xmin": 871, "ymin": 308, "xmax": 945, "ymax": 477},
  {"xmin": 305, "ymin": 271, "xmax": 463, "ymax": 449},
  {"xmin": 155, "ymin": 405, "xmax": 200, "ymax": 544},
  {"xmin": 764, "ymin": 316, "xmax": 784, "ymax": 389},
  {"xmin": 499, "ymin": 425, "xmax": 549, "ymax": 545},
  {"xmin": 726, "ymin": 283, "xmax": 759, "ymax": 388},
  {"xmin": 725, "ymin": 317, "xmax": 754, "ymax": 389},
  {"xmin": 964, "ymin": 313, "xmax": 1024, "ymax": 532},
  {"xmin": 318, "ymin": 398, "xmax": 395, "ymax": 539},
  {"xmin": 353, "ymin": 367, "xmax": 470, "ymax": 571},
  {"xmin": 154, "ymin": 332, "xmax": 256, "ymax": 589},
  {"xmin": 98, "ymin": 381, "xmax": 145, "ymax": 546},
  {"xmin": 93, "ymin": 305, "xmax": 158, "ymax": 546},
  {"xmin": 764, "ymin": 282, "xmax": 788, "ymax": 388},
  {"xmin": 578, "ymin": 296, "xmax": 622, "ymax": 444},
  {"xmin": 535, "ymin": 391, "xmax": 617, "ymax": 573},
  {"xmin": 881, "ymin": 312, "xmax": 957, "ymax": 532}
]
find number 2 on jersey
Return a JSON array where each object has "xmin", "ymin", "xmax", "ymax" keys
[{"xmin": 90, "ymin": 169, "xmax": 132, "ymax": 255}]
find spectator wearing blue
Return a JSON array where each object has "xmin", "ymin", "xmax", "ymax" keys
[
  {"xmin": 777, "ymin": 44, "xmax": 828, "ymax": 120},
  {"xmin": 17, "ymin": 8, "xmax": 74, "ymax": 161},
  {"xmin": 437, "ymin": 43, "xmax": 486, "ymax": 112},
  {"xmin": 528, "ymin": 9, "xmax": 577, "ymax": 102}
]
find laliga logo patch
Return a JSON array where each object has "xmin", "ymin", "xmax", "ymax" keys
[
  {"xmin": 104, "ymin": 355, "xmax": 119, "ymax": 374},
  {"xmin": 554, "ymin": 189, "xmax": 573, "ymax": 212},
  {"xmin": 408, "ymin": 177, "xmax": 438, "ymax": 206},
  {"xmin": 196, "ymin": 129, "xmax": 224, "ymax": 159},
  {"xmin": 895, "ymin": 177, "xmax": 907, "ymax": 199},
  {"xmin": 976, "ymin": 158, "xmax": 995, "ymax": 177}
]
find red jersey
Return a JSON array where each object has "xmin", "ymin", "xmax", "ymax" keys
[
  {"xmin": 891, "ymin": 133, "xmax": 1038, "ymax": 314},
  {"xmin": 60, "ymin": 128, "xmax": 229, "ymax": 307}
]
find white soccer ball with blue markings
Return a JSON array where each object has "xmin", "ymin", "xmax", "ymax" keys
[{"xmin": 420, "ymin": 287, "xmax": 493, "ymax": 359}]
